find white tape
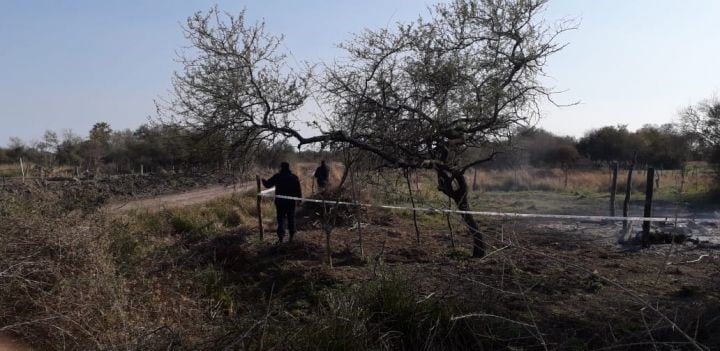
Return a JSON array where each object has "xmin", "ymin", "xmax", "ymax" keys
[
  {"xmin": 259, "ymin": 188, "xmax": 276, "ymax": 196},
  {"xmin": 258, "ymin": 187, "xmax": 719, "ymax": 224}
]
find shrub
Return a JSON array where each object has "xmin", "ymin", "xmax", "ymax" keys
[
  {"xmin": 302, "ymin": 277, "xmax": 484, "ymax": 351},
  {"xmin": 168, "ymin": 210, "xmax": 204, "ymax": 234},
  {"xmin": 108, "ymin": 221, "xmax": 144, "ymax": 275},
  {"xmin": 0, "ymin": 196, "xmax": 128, "ymax": 349}
]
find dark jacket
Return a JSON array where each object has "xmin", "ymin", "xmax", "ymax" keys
[
  {"xmin": 263, "ymin": 170, "xmax": 302, "ymax": 202},
  {"xmin": 314, "ymin": 165, "xmax": 329, "ymax": 184}
]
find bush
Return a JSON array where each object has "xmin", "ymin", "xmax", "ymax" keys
[
  {"xmin": 168, "ymin": 210, "xmax": 204, "ymax": 234},
  {"xmin": 302, "ymin": 277, "xmax": 484, "ymax": 351},
  {"xmin": 0, "ymin": 195, "xmax": 128, "ymax": 349},
  {"xmin": 108, "ymin": 222, "xmax": 145, "ymax": 275}
]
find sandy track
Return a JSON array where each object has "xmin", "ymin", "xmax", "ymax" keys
[
  {"xmin": 107, "ymin": 182, "xmax": 253, "ymax": 212},
  {"xmin": 0, "ymin": 333, "xmax": 31, "ymax": 351}
]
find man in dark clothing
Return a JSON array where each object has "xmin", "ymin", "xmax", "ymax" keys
[
  {"xmin": 313, "ymin": 160, "xmax": 330, "ymax": 190},
  {"xmin": 262, "ymin": 162, "xmax": 302, "ymax": 243}
]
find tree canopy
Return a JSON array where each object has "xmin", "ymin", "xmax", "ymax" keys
[{"xmin": 164, "ymin": 0, "xmax": 573, "ymax": 257}]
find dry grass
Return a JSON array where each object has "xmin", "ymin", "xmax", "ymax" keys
[
  {"xmin": 0, "ymin": 188, "xmax": 252, "ymax": 349},
  {"xmin": 468, "ymin": 167, "xmax": 716, "ymax": 196},
  {"xmin": 0, "ymin": 191, "xmax": 129, "ymax": 349},
  {"xmin": 1, "ymin": 170, "xmax": 718, "ymax": 350},
  {"xmin": 0, "ymin": 164, "xmax": 23, "ymax": 177},
  {"xmin": 0, "ymin": 163, "xmax": 80, "ymax": 178}
]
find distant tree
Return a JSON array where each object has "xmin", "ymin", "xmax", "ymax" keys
[
  {"xmin": 84, "ymin": 122, "xmax": 113, "ymax": 169},
  {"xmin": 56, "ymin": 130, "xmax": 84, "ymax": 167},
  {"xmin": 35, "ymin": 130, "xmax": 60, "ymax": 168},
  {"xmin": 255, "ymin": 140, "xmax": 296, "ymax": 168},
  {"xmin": 165, "ymin": 0, "xmax": 573, "ymax": 257},
  {"xmin": 577, "ymin": 125, "xmax": 641, "ymax": 165},
  {"xmin": 0, "ymin": 148, "xmax": 9, "ymax": 164},
  {"xmin": 6, "ymin": 137, "xmax": 26, "ymax": 160},
  {"xmin": 635, "ymin": 124, "xmax": 691, "ymax": 169},
  {"xmin": 542, "ymin": 143, "xmax": 580, "ymax": 188},
  {"xmin": 43, "ymin": 130, "xmax": 59, "ymax": 150},
  {"xmin": 505, "ymin": 127, "xmax": 581, "ymax": 169},
  {"xmin": 681, "ymin": 96, "xmax": 720, "ymax": 165},
  {"xmin": 89, "ymin": 122, "xmax": 112, "ymax": 145}
]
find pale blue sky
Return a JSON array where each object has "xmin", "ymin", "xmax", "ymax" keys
[{"xmin": 1, "ymin": 0, "xmax": 719, "ymax": 146}]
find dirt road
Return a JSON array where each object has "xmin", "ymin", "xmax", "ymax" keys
[
  {"xmin": 107, "ymin": 182, "xmax": 253, "ymax": 212},
  {"xmin": 0, "ymin": 333, "xmax": 31, "ymax": 351}
]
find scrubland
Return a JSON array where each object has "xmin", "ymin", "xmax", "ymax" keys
[{"xmin": 1, "ymin": 165, "xmax": 719, "ymax": 350}]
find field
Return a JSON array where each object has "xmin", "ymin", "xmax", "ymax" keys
[{"xmin": 1, "ymin": 164, "xmax": 719, "ymax": 350}]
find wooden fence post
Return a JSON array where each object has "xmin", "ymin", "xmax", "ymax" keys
[
  {"xmin": 256, "ymin": 175, "xmax": 264, "ymax": 241},
  {"xmin": 680, "ymin": 166, "xmax": 686, "ymax": 194},
  {"xmin": 623, "ymin": 159, "xmax": 636, "ymax": 231},
  {"xmin": 19, "ymin": 157, "xmax": 25, "ymax": 184},
  {"xmin": 405, "ymin": 169, "xmax": 421, "ymax": 244},
  {"xmin": 320, "ymin": 194, "xmax": 333, "ymax": 267},
  {"xmin": 610, "ymin": 162, "xmax": 618, "ymax": 216},
  {"xmin": 349, "ymin": 165, "xmax": 364, "ymax": 259},
  {"xmin": 642, "ymin": 167, "xmax": 655, "ymax": 247},
  {"xmin": 472, "ymin": 167, "xmax": 478, "ymax": 191},
  {"xmin": 446, "ymin": 196, "xmax": 455, "ymax": 249}
]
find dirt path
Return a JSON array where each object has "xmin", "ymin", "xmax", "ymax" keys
[
  {"xmin": 0, "ymin": 333, "xmax": 31, "ymax": 351},
  {"xmin": 107, "ymin": 182, "xmax": 253, "ymax": 212}
]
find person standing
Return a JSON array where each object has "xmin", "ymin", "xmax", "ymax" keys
[
  {"xmin": 314, "ymin": 160, "xmax": 330, "ymax": 190},
  {"xmin": 262, "ymin": 162, "xmax": 302, "ymax": 243}
]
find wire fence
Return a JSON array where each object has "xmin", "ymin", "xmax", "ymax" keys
[
  {"xmin": 255, "ymin": 170, "xmax": 719, "ymax": 350},
  {"xmin": 259, "ymin": 187, "xmax": 719, "ymax": 224}
]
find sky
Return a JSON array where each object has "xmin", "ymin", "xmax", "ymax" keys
[{"xmin": 1, "ymin": 0, "xmax": 719, "ymax": 146}]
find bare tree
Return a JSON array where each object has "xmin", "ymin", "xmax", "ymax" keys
[
  {"xmin": 166, "ymin": 0, "xmax": 572, "ymax": 257},
  {"xmin": 318, "ymin": 0, "xmax": 572, "ymax": 256},
  {"xmin": 158, "ymin": 7, "xmax": 311, "ymax": 159},
  {"xmin": 681, "ymin": 96, "xmax": 720, "ymax": 162}
]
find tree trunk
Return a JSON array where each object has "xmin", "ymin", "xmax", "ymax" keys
[
  {"xmin": 437, "ymin": 170, "xmax": 485, "ymax": 257},
  {"xmin": 456, "ymin": 190, "xmax": 485, "ymax": 257}
]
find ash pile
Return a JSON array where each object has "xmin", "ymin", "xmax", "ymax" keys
[{"xmin": 638, "ymin": 220, "xmax": 719, "ymax": 245}]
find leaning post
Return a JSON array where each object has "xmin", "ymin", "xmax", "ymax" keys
[
  {"xmin": 472, "ymin": 167, "xmax": 478, "ymax": 191},
  {"xmin": 19, "ymin": 157, "xmax": 25, "ymax": 184},
  {"xmin": 610, "ymin": 162, "xmax": 618, "ymax": 216},
  {"xmin": 622, "ymin": 157, "xmax": 636, "ymax": 231},
  {"xmin": 256, "ymin": 175, "xmax": 264, "ymax": 241},
  {"xmin": 642, "ymin": 167, "xmax": 655, "ymax": 247},
  {"xmin": 404, "ymin": 169, "xmax": 421, "ymax": 244}
]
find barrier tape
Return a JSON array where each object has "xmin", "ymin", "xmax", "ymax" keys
[{"xmin": 258, "ymin": 188, "xmax": 719, "ymax": 224}]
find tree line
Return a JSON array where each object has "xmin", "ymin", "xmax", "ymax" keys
[
  {"xmin": 492, "ymin": 119, "xmax": 712, "ymax": 171},
  {"xmin": 2, "ymin": 107, "xmax": 717, "ymax": 175},
  {"xmin": 0, "ymin": 122, "xmax": 322, "ymax": 175}
]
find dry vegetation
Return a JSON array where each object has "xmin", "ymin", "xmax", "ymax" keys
[
  {"xmin": 1, "ymin": 165, "xmax": 719, "ymax": 350},
  {"xmin": 468, "ymin": 166, "xmax": 716, "ymax": 196}
]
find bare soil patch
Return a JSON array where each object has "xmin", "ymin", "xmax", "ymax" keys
[{"xmin": 107, "ymin": 182, "xmax": 252, "ymax": 212}]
